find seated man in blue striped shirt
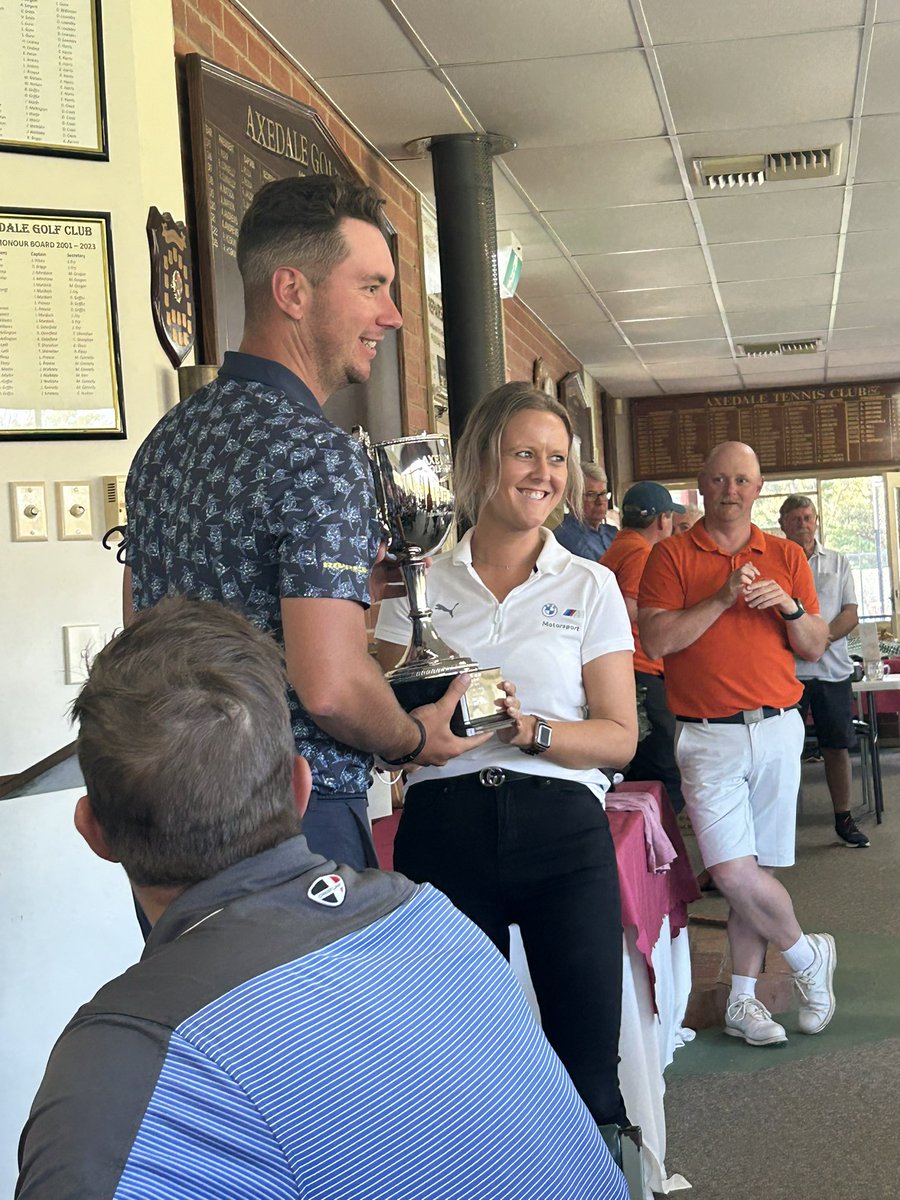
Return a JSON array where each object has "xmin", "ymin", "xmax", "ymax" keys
[{"xmin": 17, "ymin": 597, "xmax": 626, "ymax": 1200}]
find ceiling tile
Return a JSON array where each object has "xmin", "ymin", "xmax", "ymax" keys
[
  {"xmin": 391, "ymin": 155, "xmax": 436, "ymax": 197},
  {"xmin": 318, "ymin": 71, "xmax": 470, "ymax": 156},
  {"xmin": 557, "ymin": 325, "xmax": 633, "ymax": 361},
  {"xmin": 517, "ymin": 257, "xmax": 589, "ymax": 299},
  {"xmin": 496, "ymin": 213, "xmax": 560, "ymax": 261},
  {"xmin": 848, "ymin": 182, "xmax": 900, "ymax": 230},
  {"xmin": 719, "ymin": 275, "xmax": 835, "ymax": 311},
  {"xmin": 249, "ymin": 0, "xmax": 425, "ymax": 76},
  {"xmin": 446, "ymin": 51, "xmax": 663, "ymax": 147},
  {"xmin": 657, "ymin": 31, "xmax": 860, "ymax": 133},
  {"xmin": 602, "ymin": 378, "xmax": 665, "ymax": 397},
  {"xmin": 833, "ymin": 300, "xmax": 900, "ymax": 326},
  {"xmin": 624, "ymin": 314, "xmax": 729, "ymax": 342},
  {"xmin": 738, "ymin": 351, "xmax": 827, "ymax": 374},
  {"xmin": 855, "ymin": 115, "xmax": 900, "ymax": 182},
  {"xmin": 728, "ymin": 306, "xmax": 832, "ymax": 336},
  {"xmin": 578, "ymin": 245, "xmax": 710, "ymax": 291},
  {"xmin": 843, "ymin": 230, "xmax": 900, "ymax": 273},
  {"xmin": 710, "ymin": 235, "xmax": 839, "ymax": 282},
  {"xmin": 827, "ymin": 346, "xmax": 900, "ymax": 368},
  {"xmin": 525, "ymin": 293, "xmax": 611, "ymax": 326},
  {"xmin": 637, "ymin": 339, "xmax": 733, "ymax": 363},
  {"xmin": 507, "ymin": 139, "xmax": 684, "ymax": 208},
  {"xmin": 659, "ymin": 374, "xmax": 746, "ymax": 395},
  {"xmin": 827, "ymin": 362, "xmax": 900, "ymax": 381},
  {"xmin": 397, "ymin": 0, "xmax": 640, "ymax": 63},
  {"xmin": 838, "ymin": 268, "xmax": 900, "ymax": 304},
  {"xmin": 695, "ymin": 188, "xmax": 844, "ymax": 244},
  {"xmin": 735, "ymin": 368, "xmax": 827, "ymax": 387},
  {"xmin": 653, "ymin": 357, "xmax": 742, "ymax": 379},
  {"xmin": 492, "ymin": 167, "xmax": 535, "ymax": 217},
  {"xmin": 861, "ymin": 22, "xmax": 900, "ymax": 116},
  {"xmin": 643, "ymin": 0, "xmax": 866, "ymax": 45},
  {"xmin": 601, "ymin": 284, "xmax": 720, "ymax": 321},
  {"xmin": 545, "ymin": 202, "xmax": 699, "ymax": 254},
  {"xmin": 826, "ymin": 326, "xmax": 900, "ymax": 350}
]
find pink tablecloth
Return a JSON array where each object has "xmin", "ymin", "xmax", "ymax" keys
[
  {"xmin": 607, "ymin": 781, "xmax": 701, "ymax": 974},
  {"xmin": 372, "ymin": 778, "xmax": 700, "ymax": 975}
]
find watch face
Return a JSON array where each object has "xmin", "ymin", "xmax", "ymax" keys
[{"xmin": 535, "ymin": 721, "xmax": 552, "ymax": 750}]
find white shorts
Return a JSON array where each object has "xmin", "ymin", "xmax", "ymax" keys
[{"xmin": 674, "ymin": 708, "xmax": 804, "ymax": 869}]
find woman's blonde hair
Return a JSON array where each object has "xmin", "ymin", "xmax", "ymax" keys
[{"xmin": 453, "ymin": 381, "xmax": 583, "ymax": 525}]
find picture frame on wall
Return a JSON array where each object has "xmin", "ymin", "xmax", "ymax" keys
[
  {"xmin": 1, "ymin": 0, "xmax": 109, "ymax": 160},
  {"xmin": 0, "ymin": 208, "xmax": 125, "ymax": 440},
  {"xmin": 532, "ymin": 356, "xmax": 556, "ymax": 397}
]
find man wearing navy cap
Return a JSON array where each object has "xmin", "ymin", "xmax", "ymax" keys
[{"xmin": 602, "ymin": 482, "xmax": 686, "ymax": 810}]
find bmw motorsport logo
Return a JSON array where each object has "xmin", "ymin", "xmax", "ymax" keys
[{"xmin": 542, "ymin": 603, "xmax": 558, "ymax": 617}]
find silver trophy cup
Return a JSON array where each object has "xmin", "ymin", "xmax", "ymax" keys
[{"xmin": 363, "ymin": 432, "xmax": 513, "ymax": 737}]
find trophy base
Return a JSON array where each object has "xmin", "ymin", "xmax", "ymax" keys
[{"xmin": 389, "ymin": 666, "xmax": 515, "ymax": 738}]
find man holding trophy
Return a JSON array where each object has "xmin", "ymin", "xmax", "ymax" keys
[{"xmin": 125, "ymin": 175, "xmax": 488, "ymax": 874}]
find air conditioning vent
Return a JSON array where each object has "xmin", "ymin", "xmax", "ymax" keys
[
  {"xmin": 693, "ymin": 145, "xmax": 841, "ymax": 190},
  {"xmin": 738, "ymin": 339, "xmax": 823, "ymax": 358}
]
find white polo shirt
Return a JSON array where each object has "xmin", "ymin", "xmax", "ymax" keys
[
  {"xmin": 375, "ymin": 526, "xmax": 633, "ymax": 798},
  {"xmin": 796, "ymin": 540, "xmax": 856, "ymax": 683}
]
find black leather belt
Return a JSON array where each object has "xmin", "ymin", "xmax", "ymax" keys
[
  {"xmin": 676, "ymin": 705, "xmax": 797, "ymax": 725},
  {"xmin": 477, "ymin": 767, "xmax": 534, "ymax": 788}
]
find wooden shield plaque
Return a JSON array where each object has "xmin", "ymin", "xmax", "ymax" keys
[{"xmin": 146, "ymin": 206, "xmax": 195, "ymax": 368}]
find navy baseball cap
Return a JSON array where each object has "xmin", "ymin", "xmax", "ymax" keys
[{"xmin": 621, "ymin": 481, "xmax": 686, "ymax": 517}]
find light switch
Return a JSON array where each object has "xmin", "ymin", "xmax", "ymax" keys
[
  {"xmin": 57, "ymin": 481, "xmax": 94, "ymax": 540},
  {"xmin": 64, "ymin": 624, "xmax": 101, "ymax": 685},
  {"xmin": 10, "ymin": 482, "xmax": 48, "ymax": 541}
]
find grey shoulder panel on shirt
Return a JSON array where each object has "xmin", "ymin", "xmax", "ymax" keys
[{"xmin": 16, "ymin": 867, "xmax": 418, "ymax": 1199}]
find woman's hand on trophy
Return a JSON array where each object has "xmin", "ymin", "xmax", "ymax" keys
[
  {"xmin": 495, "ymin": 681, "xmax": 529, "ymax": 746},
  {"xmin": 410, "ymin": 674, "xmax": 493, "ymax": 765},
  {"xmin": 369, "ymin": 541, "xmax": 433, "ymax": 604}
]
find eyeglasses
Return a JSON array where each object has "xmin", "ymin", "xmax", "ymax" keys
[{"xmin": 584, "ymin": 491, "xmax": 611, "ymax": 502}]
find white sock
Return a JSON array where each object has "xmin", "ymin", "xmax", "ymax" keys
[
  {"xmin": 782, "ymin": 934, "xmax": 815, "ymax": 974},
  {"xmin": 729, "ymin": 974, "xmax": 757, "ymax": 1003}
]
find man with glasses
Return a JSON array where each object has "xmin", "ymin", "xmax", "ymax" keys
[{"xmin": 554, "ymin": 463, "xmax": 617, "ymax": 560}]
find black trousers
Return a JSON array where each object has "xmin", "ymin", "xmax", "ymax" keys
[
  {"xmin": 628, "ymin": 671, "xmax": 685, "ymax": 812},
  {"xmin": 395, "ymin": 772, "xmax": 627, "ymax": 1128}
]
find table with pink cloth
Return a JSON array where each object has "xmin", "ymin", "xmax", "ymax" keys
[{"xmin": 372, "ymin": 780, "xmax": 699, "ymax": 1199}]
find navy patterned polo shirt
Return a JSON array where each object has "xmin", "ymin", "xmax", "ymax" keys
[{"xmin": 125, "ymin": 351, "xmax": 384, "ymax": 798}]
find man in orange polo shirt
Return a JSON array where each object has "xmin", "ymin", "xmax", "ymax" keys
[
  {"xmin": 602, "ymin": 481, "xmax": 686, "ymax": 811},
  {"xmin": 639, "ymin": 441, "xmax": 836, "ymax": 1048}
]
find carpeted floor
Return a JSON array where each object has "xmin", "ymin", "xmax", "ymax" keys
[{"xmin": 662, "ymin": 749, "xmax": 900, "ymax": 1200}]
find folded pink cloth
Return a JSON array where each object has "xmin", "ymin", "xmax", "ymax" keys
[{"xmin": 606, "ymin": 790, "xmax": 678, "ymax": 874}]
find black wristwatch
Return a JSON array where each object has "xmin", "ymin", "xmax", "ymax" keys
[
  {"xmin": 782, "ymin": 598, "xmax": 805, "ymax": 621},
  {"xmin": 521, "ymin": 717, "xmax": 552, "ymax": 756}
]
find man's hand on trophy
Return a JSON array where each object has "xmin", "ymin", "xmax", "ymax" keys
[
  {"xmin": 410, "ymin": 674, "xmax": 494, "ymax": 765},
  {"xmin": 369, "ymin": 541, "xmax": 432, "ymax": 604}
]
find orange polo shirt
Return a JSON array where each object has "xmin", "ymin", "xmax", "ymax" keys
[
  {"xmin": 638, "ymin": 520, "xmax": 820, "ymax": 718},
  {"xmin": 601, "ymin": 529, "xmax": 663, "ymax": 676}
]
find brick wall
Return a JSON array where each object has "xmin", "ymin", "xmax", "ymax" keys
[
  {"xmin": 172, "ymin": 0, "xmax": 429, "ymax": 432},
  {"xmin": 503, "ymin": 295, "xmax": 604, "ymax": 466}
]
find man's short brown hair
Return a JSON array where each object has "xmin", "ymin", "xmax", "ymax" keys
[
  {"xmin": 73, "ymin": 597, "xmax": 300, "ymax": 888},
  {"xmin": 237, "ymin": 174, "xmax": 386, "ymax": 307}
]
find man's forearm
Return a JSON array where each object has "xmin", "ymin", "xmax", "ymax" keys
[
  {"xmin": 640, "ymin": 594, "xmax": 729, "ymax": 660},
  {"xmin": 829, "ymin": 606, "xmax": 858, "ymax": 643},
  {"xmin": 293, "ymin": 650, "xmax": 421, "ymax": 761},
  {"xmin": 786, "ymin": 612, "xmax": 829, "ymax": 662}
]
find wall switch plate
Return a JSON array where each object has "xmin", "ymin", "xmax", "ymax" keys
[
  {"xmin": 64, "ymin": 625, "xmax": 101, "ymax": 685},
  {"xmin": 10, "ymin": 482, "xmax": 48, "ymax": 541},
  {"xmin": 57, "ymin": 481, "xmax": 93, "ymax": 540}
]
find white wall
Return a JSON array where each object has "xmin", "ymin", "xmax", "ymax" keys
[
  {"xmin": 1, "ymin": 1, "xmax": 189, "ymax": 774},
  {"xmin": 0, "ymin": 787, "xmax": 144, "ymax": 1196}
]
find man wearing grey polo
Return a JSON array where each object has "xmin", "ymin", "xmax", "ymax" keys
[{"xmin": 779, "ymin": 495, "xmax": 869, "ymax": 848}]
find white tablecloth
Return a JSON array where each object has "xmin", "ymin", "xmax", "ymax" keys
[{"xmin": 510, "ymin": 918, "xmax": 693, "ymax": 1198}]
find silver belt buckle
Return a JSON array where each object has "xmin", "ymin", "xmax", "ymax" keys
[
  {"xmin": 743, "ymin": 708, "xmax": 765, "ymax": 724},
  {"xmin": 479, "ymin": 767, "xmax": 505, "ymax": 788}
]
